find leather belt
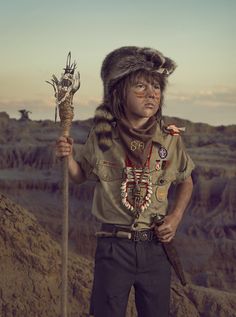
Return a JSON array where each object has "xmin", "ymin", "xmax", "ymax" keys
[{"xmin": 95, "ymin": 224, "xmax": 157, "ymax": 242}]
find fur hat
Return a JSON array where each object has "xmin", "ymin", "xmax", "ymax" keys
[
  {"xmin": 101, "ymin": 46, "xmax": 176, "ymax": 98},
  {"xmin": 94, "ymin": 46, "xmax": 177, "ymax": 151}
]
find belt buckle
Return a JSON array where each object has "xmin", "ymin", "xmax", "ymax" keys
[
  {"xmin": 140, "ymin": 231, "xmax": 149, "ymax": 241},
  {"xmin": 133, "ymin": 230, "xmax": 149, "ymax": 242}
]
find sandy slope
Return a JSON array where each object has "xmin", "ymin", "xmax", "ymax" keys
[{"xmin": 1, "ymin": 193, "xmax": 236, "ymax": 317}]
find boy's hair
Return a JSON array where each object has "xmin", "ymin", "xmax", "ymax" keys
[{"xmin": 110, "ymin": 69, "xmax": 167, "ymax": 120}]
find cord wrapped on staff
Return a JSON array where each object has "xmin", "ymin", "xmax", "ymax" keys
[{"xmin": 47, "ymin": 52, "xmax": 80, "ymax": 317}]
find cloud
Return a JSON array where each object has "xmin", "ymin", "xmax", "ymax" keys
[
  {"xmin": 0, "ymin": 88, "xmax": 235, "ymax": 126},
  {"xmin": 0, "ymin": 98, "xmax": 54, "ymax": 120},
  {"xmin": 0, "ymin": 97, "xmax": 101, "ymax": 121},
  {"xmin": 74, "ymin": 97, "xmax": 101, "ymax": 110},
  {"xmin": 74, "ymin": 98, "xmax": 100, "ymax": 120},
  {"xmin": 164, "ymin": 86, "xmax": 236, "ymax": 126},
  {"xmin": 167, "ymin": 86, "xmax": 236, "ymax": 108}
]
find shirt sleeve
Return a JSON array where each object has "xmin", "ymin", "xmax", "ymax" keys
[
  {"xmin": 75, "ymin": 128, "xmax": 98, "ymax": 181},
  {"xmin": 174, "ymin": 136, "xmax": 195, "ymax": 184}
]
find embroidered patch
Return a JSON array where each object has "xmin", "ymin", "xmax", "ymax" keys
[
  {"xmin": 130, "ymin": 140, "xmax": 144, "ymax": 152},
  {"xmin": 155, "ymin": 187, "xmax": 167, "ymax": 202},
  {"xmin": 155, "ymin": 160, "xmax": 162, "ymax": 171},
  {"xmin": 155, "ymin": 160, "xmax": 170, "ymax": 170},
  {"xmin": 158, "ymin": 146, "xmax": 168, "ymax": 159},
  {"xmin": 162, "ymin": 160, "xmax": 170, "ymax": 169}
]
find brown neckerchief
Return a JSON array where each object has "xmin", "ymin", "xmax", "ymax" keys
[{"xmin": 116, "ymin": 116, "xmax": 158, "ymax": 167}]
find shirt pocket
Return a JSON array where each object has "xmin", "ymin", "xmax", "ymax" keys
[
  {"xmin": 153, "ymin": 172, "xmax": 175, "ymax": 202},
  {"xmin": 151, "ymin": 170, "xmax": 176, "ymax": 186},
  {"xmin": 94, "ymin": 159, "xmax": 124, "ymax": 182}
]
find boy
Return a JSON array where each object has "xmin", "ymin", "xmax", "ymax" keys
[{"xmin": 55, "ymin": 46, "xmax": 194, "ymax": 317}]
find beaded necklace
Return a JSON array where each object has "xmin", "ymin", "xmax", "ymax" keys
[{"xmin": 121, "ymin": 144, "xmax": 153, "ymax": 219}]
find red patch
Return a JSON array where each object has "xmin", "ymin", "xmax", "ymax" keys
[{"xmin": 162, "ymin": 160, "xmax": 170, "ymax": 169}]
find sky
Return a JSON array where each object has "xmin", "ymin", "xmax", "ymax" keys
[{"xmin": 0, "ymin": 0, "xmax": 235, "ymax": 126}]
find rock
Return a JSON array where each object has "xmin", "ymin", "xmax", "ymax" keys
[{"xmin": 0, "ymin": 193, "xmax": 93, "ymax": 317}]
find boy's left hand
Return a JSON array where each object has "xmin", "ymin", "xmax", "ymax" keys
[{"xmin": 154, "ymin": 213, "xmax": 181, "ymax": 243}]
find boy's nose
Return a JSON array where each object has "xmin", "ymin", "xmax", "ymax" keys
[{"xmin": 146, "ymin": 84, "xmax": 156, "ymax": 97}]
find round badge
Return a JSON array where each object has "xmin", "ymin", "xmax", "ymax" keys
[
  {"xmin": 158, "ymin": 146, "xmax": 168, "ymax": 159},
  {"xmin": 155, "ymin": 187, "xmax": 167, "ymax": 202}
]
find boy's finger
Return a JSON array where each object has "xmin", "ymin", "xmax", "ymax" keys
[{"xmin": 67, "ymin": 137, "xmax": 74, "ymax": 145}]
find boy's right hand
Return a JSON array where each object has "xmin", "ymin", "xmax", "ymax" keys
[{"xmin": 55, "ymin": 136, "xmax": 74, "ymax": 158}]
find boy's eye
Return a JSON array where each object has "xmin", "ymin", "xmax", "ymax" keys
[
  {"xmin": 135, "ymin": 83, "xmax": 145, "ymax": 89},
  {"xmin": 154, "ymin": 84, "xmax": 160, "ymax": 89}
]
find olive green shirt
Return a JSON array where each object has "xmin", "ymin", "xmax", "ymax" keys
[{"xmin": 77, "ymin": 124, "xmax": 194, "ymax": 230}]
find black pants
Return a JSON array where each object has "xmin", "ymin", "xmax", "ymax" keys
[{"xmin": 90, "ymin": 237, "xmax": 171, "ymax": 317}]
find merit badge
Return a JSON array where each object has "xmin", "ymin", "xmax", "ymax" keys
[
  {"xmin": 155, "ymin": 160, "xmax": 161, "ymax": 171},
  {"xmin": 155, "ymin": 187, "xmax": 167, "ymax": 202},
  {"xmin": 158, "ymin": 146, "xmax": 168, "ymax": 159},
  {"xmin": 161, "ymin": 160, "xmax": 170, "ymax": 170}
]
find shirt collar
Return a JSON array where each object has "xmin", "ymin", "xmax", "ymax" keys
[{"xmin": 152, "ymin": 124, "xmax": 165, "ymax": 144}]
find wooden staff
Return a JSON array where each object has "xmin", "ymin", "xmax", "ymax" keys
[{"xmin": 47, "ymin": 53, "xmax": 80, "ymax": 317}]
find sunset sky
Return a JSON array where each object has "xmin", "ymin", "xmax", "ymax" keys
[{"xmin": 0, "ymin": 0, "xmax": 235, "ymax": 126}]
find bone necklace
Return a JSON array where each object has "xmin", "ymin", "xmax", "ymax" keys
[{"xmin": 121, "ymin": 145, "xmax": 153, "ymax": 219}]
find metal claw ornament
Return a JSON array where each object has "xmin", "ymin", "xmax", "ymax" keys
[{"xmin": 46, "ymin": 52, "xmax": 80, "ymax": 135}]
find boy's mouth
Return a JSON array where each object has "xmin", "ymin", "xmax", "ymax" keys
[{"xmin": 144, "ymin": 102, "xmax": 155, "ymax": 107}]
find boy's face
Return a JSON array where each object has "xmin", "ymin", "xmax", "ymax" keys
[{"xmin": 124, "ymin": 77, "xmax": 161, "ymax": 121}]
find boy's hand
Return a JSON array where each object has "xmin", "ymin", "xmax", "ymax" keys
[
  {"xmin": 154, "ymin": 213, "xmax": 181, "ymax": 243},
  {"xmin": 55, "ymin": 136, "xmax": 74, "ymax": 158}
]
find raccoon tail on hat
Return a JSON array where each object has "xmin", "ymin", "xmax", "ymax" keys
[{"xmin": 94, "ymin": 103, "xmax": 114, "ymax": 151}]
